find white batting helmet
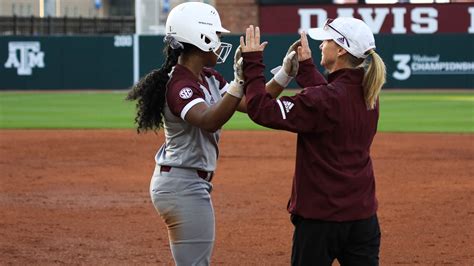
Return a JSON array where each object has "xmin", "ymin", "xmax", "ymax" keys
[{"xmin": 165, "ymin": 2, "xmax": 232, "ymax": 64}]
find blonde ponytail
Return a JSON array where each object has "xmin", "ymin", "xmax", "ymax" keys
[{"xmin": 362, "ymin": 50, "xmax": 386, "ymax": 110}]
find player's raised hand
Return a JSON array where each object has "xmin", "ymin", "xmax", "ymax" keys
[
  {"xmin": 297, "ymin": 31, "xmax": 312, "ymax": 61},
  {"xmin": 240, "ymin": 25, "xmax": 268, "ymax": 53},
  {"xmin": 287, "ymin": 40, "xmax": 300, "ymax": 54},
  {"xmin": 233, "ymin": 45, "xmax": 244, "ymax": 82},
  {"xmin": 282, "ymin": 40, "xmax": 300, "ymax": 77}
]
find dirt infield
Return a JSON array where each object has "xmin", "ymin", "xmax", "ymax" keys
[{"xmin": 1, "ymin": 130, "xmax": 473, "ymax": 265}]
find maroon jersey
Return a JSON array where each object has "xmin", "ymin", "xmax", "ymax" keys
[
  {"xmin": 155, "ymin": 64, "xmax": 229, "ymax": 172},
  {"xmin": 243, "ymin": 52, "xmax": 379, "ymax": 222}
]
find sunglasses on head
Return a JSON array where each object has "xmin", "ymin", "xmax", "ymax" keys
[{"xmin": 324, "ymin": 18, "xmax": 350, "ymax": 48}]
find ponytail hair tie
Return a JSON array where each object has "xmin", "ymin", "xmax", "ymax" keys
[
  {"xmin": 368, "ymin": 50, "xmax": 375, "ymax": 56},
  {"xmin": 163, "ymin": 35, "xmax": 184, "ymax": 50}
]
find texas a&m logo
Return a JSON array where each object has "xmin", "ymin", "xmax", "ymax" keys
[{"xmin": 4, "ymin": 41, "xmax": 45, "ymax": 75}]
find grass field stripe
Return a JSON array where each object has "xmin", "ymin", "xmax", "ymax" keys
[{"xmin": 1, "ymin": 91, "xmax": 472, "ymax": 132}]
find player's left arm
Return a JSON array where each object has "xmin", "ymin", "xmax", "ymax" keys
[{"xmin": 236, "ymin": 79, "xmax": 283, "ymax": 113}]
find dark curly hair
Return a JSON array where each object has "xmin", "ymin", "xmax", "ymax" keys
[{"xmin": 126, "ymin": 43, "xmax": 192, "ymax": 132}]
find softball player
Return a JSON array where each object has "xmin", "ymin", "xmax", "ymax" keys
[
  {"xmin": 126, "ymin": 3, "xmax": 296, "ymax": 265},
  {"xmin": 240, "ymin": 19, "xmax": 386, "ymax": 265}
]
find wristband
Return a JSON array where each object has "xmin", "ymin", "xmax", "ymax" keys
[
  {"xmin": 226, "ymin": 80, "xmax": 244, "ymax": 99},
  {"xmin": 272, "ymin": 66, "xmax": 293, "ymax": 88}
]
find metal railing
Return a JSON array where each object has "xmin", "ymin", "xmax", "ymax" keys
[{"xmin": 0, "ymin": 16, "xmax": 135, "ymax": 36}]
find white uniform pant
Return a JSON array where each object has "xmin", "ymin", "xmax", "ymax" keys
[{"xmin": 150, "ymin": 165, "xmax": 215, "ymax": 266}]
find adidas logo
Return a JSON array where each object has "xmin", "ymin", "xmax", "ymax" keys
[
  {"xmin": 337, "ymin": 37, "xmax": 347, "ymax": 46},
  {"xmin": 282, "ymin": 100, "xmax": 294, "ymax": 113}
]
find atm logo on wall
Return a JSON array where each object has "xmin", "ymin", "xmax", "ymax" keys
[{"xmin": 4, "ymin": 42, "xmax": 45, "ymax": 76}]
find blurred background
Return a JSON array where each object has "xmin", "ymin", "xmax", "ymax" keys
[{"xmin": 0, "ymin": 0, "xmax": 473, "ymax": 90}]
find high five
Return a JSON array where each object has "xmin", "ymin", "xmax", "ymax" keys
[{"xmin": 241, "ymin": 18, "xmax": 386, "ymax": 266}]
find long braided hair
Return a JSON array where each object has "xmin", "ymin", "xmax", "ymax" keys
[{"xmin": 126, "ymin": 40, "xmax": 191, "ymax": 132}]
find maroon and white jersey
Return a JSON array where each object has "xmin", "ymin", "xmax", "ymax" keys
[{"xmin": 155, "ymin": 64, "xmax": 229, "ymax": 172}]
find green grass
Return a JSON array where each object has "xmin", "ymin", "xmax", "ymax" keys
[
  {"xmin": 378, "ymin": 92, "xmax": 473, "ymax": 132},
  {"xmin": 0, "ymin": 91, "xmax": 472, "ymax": 132},
  {"xmin": 0, "ymin": 92, "xmax": 135, "ymax": 129}
]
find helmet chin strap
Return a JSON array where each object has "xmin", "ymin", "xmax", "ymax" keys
[{"xmin": 214, "ymin": 42, "xmax": 232, "ymax": 64}]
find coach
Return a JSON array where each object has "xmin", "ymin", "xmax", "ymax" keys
[{"xmin": 240, "ymin": 17, "xmax": 387, "ymax": 266}]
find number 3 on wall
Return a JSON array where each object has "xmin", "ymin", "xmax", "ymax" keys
[{"xmin": 393, "ymin": 54, "xmax": 411, "ymax": 81}]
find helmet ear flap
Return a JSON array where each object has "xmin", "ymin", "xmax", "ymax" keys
[
  {"xmin": 201, "ymin": 34, "xmax": 212, "ymax": 44},
  {"xmin": 200, "ymin": 34, "xmax": 215, "ymax": 51}
]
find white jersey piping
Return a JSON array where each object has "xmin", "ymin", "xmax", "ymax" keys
[{"xmin": 181, "ymin": 98, "xmax": 206, "ymax": 120}]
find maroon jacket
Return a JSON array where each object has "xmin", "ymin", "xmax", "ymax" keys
[{"xmin": 243, "ymin": 51, "xmax": 378, "ymax": 222}]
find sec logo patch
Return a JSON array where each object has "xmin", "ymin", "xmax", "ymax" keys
[{"xmin": 179, "ymin": 88, "xmax": 193, "ymax": 99}]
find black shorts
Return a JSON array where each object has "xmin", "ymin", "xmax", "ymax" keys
[{"xmin": 291, "ymin": 214, "xmax": 381, "ymax": 266}]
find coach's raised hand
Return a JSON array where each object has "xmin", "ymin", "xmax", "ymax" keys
[
  {"xmin": 297, "ymin": 31, "xmax": 312, "ymax": 61},
  {"xmin": 240, "ymin": 25, "xmax": 268, "ymax": 53},
  {"xmin": 283, "ymin": 31, "xmax": 311, "ymax": 62}
]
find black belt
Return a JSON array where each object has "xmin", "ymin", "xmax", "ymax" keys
[{"xmin": 160, "ymin": 165, "xmax": 213, "ymax": 182}]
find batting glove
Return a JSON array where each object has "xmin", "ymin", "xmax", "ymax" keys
[
  {"xmin": 226, "ymin": 46, "xmax": 245, "ymax": 99},
  {"xmin": 271, "ymin": 49, "xmax": 299, "ymax": 88}
]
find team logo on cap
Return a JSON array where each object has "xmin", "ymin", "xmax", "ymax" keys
[
  {"xmin": 336, "ymin": 37, "xmax": 348, "ymax": 47},
  {"xmin": 179, "ymin": 88, "xmax": 193, "ymax": 99}
]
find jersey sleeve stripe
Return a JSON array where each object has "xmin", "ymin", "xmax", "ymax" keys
[
  {"xmin": 276, "ymin": 99, "xmax": 287, "ymax": 120},
  {"xmin": 181, "ymin": 98, "xmax": 206, "ymax": 120},
  {"xmin": 220, "ymin": 82, "xmax": 230, "ymax": 96}
]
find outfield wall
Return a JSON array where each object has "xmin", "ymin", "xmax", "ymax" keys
[
  {"xmin": 1, "ymin": 36, "xmax": 133, "ymax": 90},
  {"xmin": 1, "ymin": 34, "xmax": 473, "ymax": 90}
]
